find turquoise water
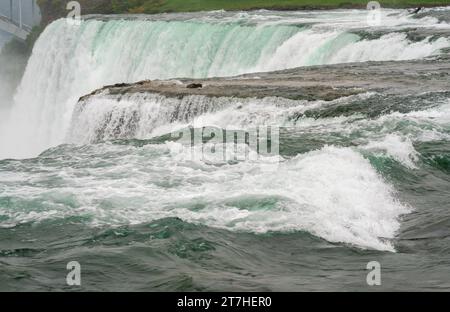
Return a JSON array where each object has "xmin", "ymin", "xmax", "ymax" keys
[
  {"xmin": 1, "ymin": 90, "xmax": 450, "ymax": 291},
  {"xmin": 1, "ymin": 8, "xmax": 450, "ymax": 291},
  {"xmin": 2, "ymin": 9, "xmax": 450, "ymax": 159}
]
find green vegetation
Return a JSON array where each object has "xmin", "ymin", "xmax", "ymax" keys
[
  {"xmin": 111, "ymin": 0, "xmax": 450, "ymax": 13},
  {"xmin": 37, "ymin": 0, "xmax": 450, "ymax": 19},
  {"xmin": 37, "ymin": 0, "xmax": 114, "ymax": 24}
]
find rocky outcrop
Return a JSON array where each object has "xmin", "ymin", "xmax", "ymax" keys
[{"xmin": 79, "ymin": 58, "xmax": 450, "ymax": 103}]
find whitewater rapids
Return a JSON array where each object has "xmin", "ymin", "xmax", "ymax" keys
[{"xmin": 1, "ymin": 9, "xmax": 450, "ymax": 291}]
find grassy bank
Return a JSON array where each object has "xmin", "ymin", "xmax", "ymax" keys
[
  {"xmin": 116, "ymin": 0, "xmax": 450, "ymax": 13},
  {"xmin": 37, "ymin": 0, "xmax": 450, "ymax": 19}
]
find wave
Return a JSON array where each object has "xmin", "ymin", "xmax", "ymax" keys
[{"xmin": 0, "ymin": 142, "xmax": 409, "ymax": 251}]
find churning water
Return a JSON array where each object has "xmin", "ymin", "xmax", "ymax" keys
[{"xmin": 0, "ymin": 8, "xmax": 449, "ymax": 291}]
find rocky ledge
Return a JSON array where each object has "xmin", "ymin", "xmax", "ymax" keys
[{"xmin": 79, "ymin": 57, "xmax": 450, "ymax": 103}]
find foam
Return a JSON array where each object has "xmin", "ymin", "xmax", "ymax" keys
[
  {"xmin": 0, "ymin": 144, "xmax": 409, "ymax": 251},
  {"xmin": 362, "ymin": 134, "xmax": 419, "ymax": 169}
]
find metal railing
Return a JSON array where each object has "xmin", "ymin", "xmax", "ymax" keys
[
  {"xmin": 0, "ymin": 13, "xmax": 32, "ymax": 33},
  {"xmin": 0, "ymin": 0, "xmax": 36, "ymax": 34}
]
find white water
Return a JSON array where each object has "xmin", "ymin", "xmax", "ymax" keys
[
  {"xmin": 1, "ymin": 9, "xmax": 449, "ymax": 159},
  {"xmin": 70, "ymin": 91, "xmax": 450, "ymax": 131},
  {"xmin": 67, "ymin": 91, "xmax": 450, "ymax": 169},
  {"xmin": 67, "ymin": 92, "xmax": 307, "ymax": 144},
  {"xmin": 0, "ymin": 141, "xmax": 409, "ymax": 251},
  {"xmin": 5, "ymin": 91, "xmax": 449, "ymax": 251}
]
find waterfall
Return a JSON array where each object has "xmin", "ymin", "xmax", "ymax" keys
[{"xmin": 0, "ymin": 10, "xmax": 448, "ymax": 159}]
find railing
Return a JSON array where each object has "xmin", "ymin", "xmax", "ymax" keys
[
  {"xmin": 0, "ymin": 14, "xmax": 32, "ymax": 33},
  {"xmin": 0, "ymin": 0, "xmax": 36, "ymax": 40}
]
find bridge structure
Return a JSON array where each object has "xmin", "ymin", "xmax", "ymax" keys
[{"xmin": 0, "ymin": 0, "xmax": 36, "ymax": 41}]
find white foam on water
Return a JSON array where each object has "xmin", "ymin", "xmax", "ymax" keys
[
  {"xmin": 68, "ymin": 90, "xmax": 394, "ymax": 145},
  {"xmin": 67, "ymin": 92, "xmax": 311, "ymax": 144},
  {"xmin": 362, "ymin": 134, "xmax": 419, "ymax": 169},
  {"xmin": 416, "ymin": 129, "xmax": 450, "ymax": 142},
  {"xmin": 291, "ymin": 97, "xmax": 450, "ymax": 145},
  {"xmin": 259, "ymin": 32, "xmax": 450, "ymax": 71},
  {"xmin": 0, "ymin": 143, "xmax": 409, "ymax": 252},
  {"xmin": 326, "ymin": 33, "xmax": 450, "ymax": 64},
  {"xmin": 402, "ymin": 101, "xmax": 450, "ymax": 125},
  {"xmin": 67, "ymin": 91, "xmax": 450, "ymax": 151}
]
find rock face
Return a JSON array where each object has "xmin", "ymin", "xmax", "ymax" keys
[{"xmin": 79, "ymin": 58, "xmax": 450, "ymax": 103}]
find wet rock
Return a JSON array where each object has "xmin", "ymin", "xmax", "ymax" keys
[
  {"xmin": 186, "ymin": 83, "xmax": 203, "ymax": 89},
  {"xmin": 78, "ymin": 58, "xmax": 450, "ymax": 103}
]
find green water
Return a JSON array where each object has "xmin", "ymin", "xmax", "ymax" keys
[
  {"xmin": 1, "ymin": 90, "xmax": 450, "ymax": 291},
  {"xmin": 1, "ymin": 9, "xmax": 450, "ymax": 291}
]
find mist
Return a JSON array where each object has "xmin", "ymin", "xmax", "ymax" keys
[
  {"xmin": 0, "ymin": 0, "xmax": 41, "ymax": 113},
  {"xmin": 0, "ymin": 36, "xmax": 29, "ymax": 115}
]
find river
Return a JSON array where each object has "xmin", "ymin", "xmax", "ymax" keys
[{"xmin": 0, "ymin": 7, "xmax": 449, "ymax": 291}]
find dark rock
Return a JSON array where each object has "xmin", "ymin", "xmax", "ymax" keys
[{"xmin": 186, "ymin": 83, "xmax": 203, "ymax": 89}]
